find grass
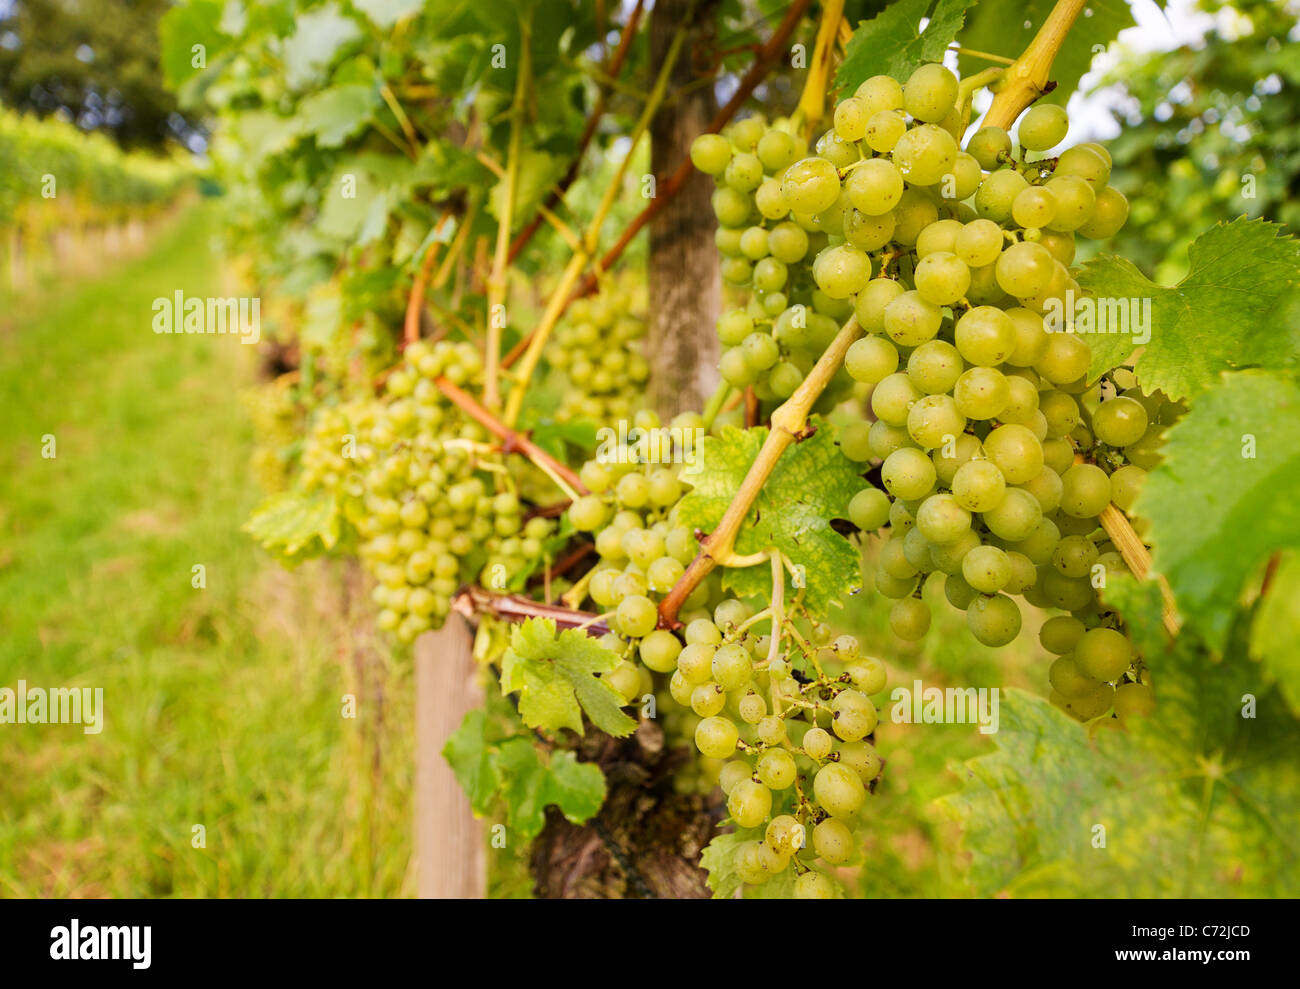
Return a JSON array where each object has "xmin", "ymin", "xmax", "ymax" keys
[{"xmin": 0, "ymin": 205, "xmax": 413, "ymax": 897}]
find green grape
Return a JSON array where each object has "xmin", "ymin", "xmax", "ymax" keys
[
  {"xmin": 1057, "ymin": 682, "xmax": 1115, "ymax": 722},
  {"xmin": 995, "ymin": 241, "xmax": 1056, "ymax": 298},
  {"xmin": 1000, "ymin": 373, "xmax": 1042, "ymax": 423},
  {"xmin": 930, "ymin": 529, "xmax": 980, "ymax": 574},
  {"xmin": 847, "ymin": 656, "xmax": 888, "ymax": 694},
  {"xmin": 757, "ymin": 749, "xmax": 798, "ymax": 790},
  {"xmin": 892, "ymin": 187, "xmax": 940, "ymax": 244},
  {"xmin": 1078, "ymin": 186, "xmax": 1129, "ymax": 239},
  {"xmin": 871, "ymin": 371, "xmax": 924, "ymax": 425},
  {"xmin": 813, "ymin": 245, "xmax": 873, "ymax": 298},
  {"xmin": 728, "ymin": 778, "xmax": 773, "ymax": 828},
  {"xmin": 1018, "ymin": 463, "xmax": 1063, "ymax": 512},
  {"xmin": 952, "ymin": 459, "xmax": 1006, "ymax": 512},
  {"xmin": 907, "ymin": 394, "xmax": 967, "ymax": 450},
  {"xmin": 907, "ymin": 339, "xmax": 964, "ymax": 394},
  {"xmin": 967, "ymin": 592, "xmax": 1022, "ymax": 646},
  {"xmin": 1044, "ymin": 174, "xmax": 1096, "ymax": 231},
  {"xmin": 695, "ymin": 715, "xmax": 739, "ymax": 759},
  {"xmin": 831, "ymin": 689, "xmax": 878, "ymax": 741},
  {"xmin": 1049, "ymin": 655, "xmax": 1100, "ymax": 697},
  {"xmin": 954, "ymin": 218, "xmax": 1004, "ymax": 267},
  {"xmin": 691, "ymin": 682, "xmax": 726, "ymax": 717},
  {"xmin": 570, "ymin": 494, "xmax": 609, "ymax": 532},
  {"xmin": 884, "ymin": 290, "xmax": 943, "ymax": 346},
  {"xmin": 955, "ymin": 306, "xmax": 1017, "ymax": 366},
  {"xmin": 639, "ymin": 629, "xmax": 683, "ymax": 674},
  {"xmin": 816, "ymin": 128, "xmax": 859, "ymax": 168},
  {"xmin": 944, "ymin": 152, "xmax": 984, "ymax": 201},
  {"xmin": 856, "ymin": 74, "xmax": 905, "ymax": 114},
  {"xmin": 962, "ymin": 544, "xmax": 1011, "ymax": 593},
  {"xmin": 1011, "ymin": 185, "xmax": 1057, "ymax": 229},
  {"xmin": 710, "ymin": 643, "xmax": 753, "ymax": 691},
  {"xmin": 843, "ymin": 207, "xmax": 897, "ymax": 250},
  {"xmin": 1010, "ymin": 516, "xmax": 1061, "ymax": 565},
  {"xmin": 803, "ymin": 726, "xmax": 833, "ymax": 760},
  {"xmin": 953, "ymin": 365, "xmax": 1010, "ymax": 420},
  {"xmin": 781, "ymin": 157, "xmax": 842, "ymax": 214},
  {"xmin": 932, "ymin": 432, "xmax": 982, "ymax": 485},
  {"xmin": 754, "ymin": 178, "xmax": 789, "ymax": 219},
  {"xmin": 738, "ymin": 225, "xmax": 769, "ymax": 260},
  {"xmin": 712, "ymin": 186, "xmax": 752, "ymax": 227},
  {"xmin": 1040, "ymin": 615, "xmax": 1085, "ymax": 654},
  {"xmin": 814, "ymin": 762, "xmax": 867, "ymax": 818},
  {"xmin": 1060, "ymin": 463, "xmax": 1111, "ymax": 518},
  {"xmin": 916, "ymin": 492, "xmax": 972, "ymax": 543},
  {"xmin": 849, "ymin": 487, "xmax": 892, "ymax": 531},
  {"xmin": 944, "ymin": 571, "xmax": 978, "ymax": 609},
  {"xmin": 903, "ymin": 525, "xmax": 936, "ymax": 573},
  {"xmin": 892, "ymin": 123, "xmax": 958, "ymax": 185},
  {"xmin": 854, "ymin": 278, "xmax": 907, "ymax": 333},
  {"xmin": 845, "ymin": 334, "xmax": 900, "ymax": 383},
  {"xmin": 795, "ymin": 871, "xmax": 839, "ymax": 899},
  {"xmin": 1052, "ymin": 533, "xmax": 1099, "ymax": 578},
  {"xmin": 768, "ymin": 221, "xmax": 810, "ymax": 263},
  {"xmin": 880, "ymin": 536, "xmax": 919, "ymax": 580},
  {"xmin": 813, "ymin": 818, "xmax": 855, "ymax": 864},
  {"xmin": 1039, "ymin": 389, "xmax": 1080, "ymax": 438},
  {"xmin": 974, "ymin": 168, "xmax": 1029, "ymax": 222},
  {"xmin": 903, "ymin": 63, "xmax": 959, "ymax": 123},
  {"xmin": 1018, "ymin": 103, "xmax": 1069, "ymax": 151},
  {"xmin": 913, "ymin": 251, "xmax": 971, "ymax": 305},
  {"xmin": 870, "ymin": 419, "xmax": 915, "ymax": 459},
  {"xmin": 982, "ymin": 486, "xmax": 1043, "ymax": 540},
  {"xmin": 725, "ymin": 151, "xmax": 764, "ymax": 192},
  {"xmin": 1114, "ymin": 681, "xmax": 1156, "ymax": 721},
  {"xmin": 1005, "ymin": 307, "xmax": 1050, "ymax": 366},
  {"xmin": 741, "ymin": 331, "xmax": 780, "ymax": 370},
  {"xmin": 1109, "ymin": 464, "xmax": 1146, "ymax": 512},
  {"xmin": 846, "ymin": 158, "xmax": 904, "ymax": 215},
  {"xmin": 864, "ymin": 109, "xmax": 906, "ymax": 152},
  {"xmin": 691, "ymin": 133, "xmax": 732, "ymax": 175},
  {"xmin": 1056, "ymin": 144, "xmax": 1112, "ymax": 188},
  {"xmin": 1075, "ymin": 627, "xmax": 1132, "ymax": 681},
  {"xmin": 914, "ymin": 221, "xmax": 961, "ymax": 262},
  {"xmin": 1093, "ymin": 396, "xmax": 1149, "ymax": 447},
  {"xmin": 834, "ymin": 95, "xmax": 870, "ymax": 142},
  {"xmin": 967, "ymin": 125, "xmax": 1012, "ymax": 169},
  {"xmin": 890, "ymin": 596, "xmax": 931, "ymax": 640}
]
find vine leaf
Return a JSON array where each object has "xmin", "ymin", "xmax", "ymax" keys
[
  {"xmin": 297, "ymin": 84, "xmax": 381, "ymax": 148},
  {"xmin": 282, "ymin": 4, "xmax": 362, "ymax": 91},
  {"xmin": 501, "ymin": 618, "xmax": 637, "ymax": 738},
  {"xmin": 699, "ymin": 831, "xmax": 751, "ymax": 899},
  {"xmin": 1137, "ymin": 370, "xmax": 1300, "ymax": 652},
  {"xmin": 957, "ymin": 0, "xmax": 1134, "ymax": 105},
  {"xmin": 1077, "ymin": 219, "xmax": 1300, "ymax": 398},
  {"xmin": 443, "ymin": 714, "xmax": 606, "ymax": 840},
  {"xmin": 1251, "ymin": 553, "xmax": 1300, "ymax": 716},
  {"xmin": 676, "ymin": 418, "xmax": 864, "ymax": 612},
  {"xmin": 159, "ymin": 0, "xmax": 229, "ymax": 89},
  {"xmin": 837, "ymin": 0, "xmax": 974, "ymax": 93},
  {"xmin": 936, "ymin": 651, "xmax": 1300, "ymax": 897},
  {"xmin": 351, "ymin": 0, "xmax": 424, "ymax": 29},
  {"xmin": 243, "ymin": 491, "xmax": 340, "ymax": 565}
]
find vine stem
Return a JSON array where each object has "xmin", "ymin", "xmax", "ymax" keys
[
  {"xmin": 795, "ymin": 0, "xmax": 845, "ymax": 135},
  {"xmin": 453, "ymin": 587, "xmax": 611, "ymax": 637},
  {"xmin": 1098, "ymin": 504, "xmax": 1181, "ymax": 637},
  {"xmin": 484, "ymin": 12, "xmax": 532, "ymax": 411},
  {"xmin": 433, "ymin": 375, "xmax": 587, "ymax": 499},
  {"xmin": 501, "ymin": 22, "xmax": 689, "ymax": 427},
  {"xmin": 982, "ymin": 0, "xmax": 1088, "ymax": 131},
  {"xmin": 507, "ymin": 0, "xmax": 646, "ymax": 263},
  {"xmin": 404, "ymin": 213, "xmax": 454, "ymax": 345},
  {"xmin": 657, "ymin": 315, "xmax": 864, "ymax": 628}
]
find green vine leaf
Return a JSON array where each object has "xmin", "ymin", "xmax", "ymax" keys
[
  {"xmin": 442, "ymin": 710, "xmax": 501, "ymax": 816},
  {"xmin": 297, "ymin": 83, "xmax": 381, "ymax": 148},
  {"xmin": 502, "ymin": 618, "xmax": 638, "ymax": 738},
  {"xmin": 282, "ymin": 4, "xmax": 362, "ymax": 91},
  {"xmin": 1077, "ymin": 219, "xmax": 1300, "ymax": 398},
  {"xmin": 699, "ymin": 831, "xmax": 751, "ymax": 900},
  {"xmin": 937, "ymin": 660, "xmax": 1300, "ymax": 897},
  {"xmin": 243, "ymin": 491, "xmax": 340, "ymax": 565},
  {"xmin": 1137, "ymin": 370, "xmax": 1300, "ymax": 652},
  {"xmin": 837, "ymin": 0, "xmax": 974, "ymax": 93},
  {"xmin": 676, "ymin": 418, "xmax": 864, "ymax": 612}
]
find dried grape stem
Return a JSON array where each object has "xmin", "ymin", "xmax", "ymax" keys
[
  {"xmin": 1098, "ymin": 503, "xmax": 1181, "ymax": 637},
  {"xmin": 657, "ymin": 316, "xmax": 863, "ymax": 627},
  {"xmin": 453, "ymin": 587, "xmax": 611, "ymax": 637}
]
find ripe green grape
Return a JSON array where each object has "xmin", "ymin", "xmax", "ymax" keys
[
  {"xmin": 849, "ymin": 487, "xmax": 892, "ymax": 530},
  {"xmin": 1018, "ymin": 103, "xmax": 1069, "ymax": 151},
  {"xmin": 846, "ymin": 158, "xmax": 904, "ymax": 215},
  {"xmin": 903, "ymin": 63, "xmax": 959, "ymax": 123},
  {"xmin": 690, "ymin": 133, "xmax": 732, "ymax": 175},
  {"xmin": 781, "ymin": 157, "xmax": 842, "ymax": 214},
  {"xmin": 1075, "ymin": 626, "xmax": 1132, "ymax": 681},
  {"xmin": 907, "ymin": 339, "xmax": 964, "ymax": 394},
  {"xmin": 952, "ymin": 459, "xmax": 1006, "ymax": 512},
  {"xmin": 884, "ymin": 290, "xmax": 943, "ymax": 346},
  {"xmin": 974, "ymin": 169, "xmax": 1029, "ymax": 223},
  {"xmin": 1092, "ymin": 396, "xmax": 1149, "ymax": 447},
  {"xmin": 727, "ymin": 778, "xmax": 773, "ymax": 828},
  {"xmin": 967, "ymin": 592, "xmax": 1022, "ymax": 646},
  {"xmin": 890, "ymin": 596, "xmax": 932, "ymax": 640},
  {"xmin": 882, "ymin": 447, "xmax": 937, "ymax": 500},
  {"xmin": 892, "ymin": 123, "xmax": 958, "ymax": 185},
  {"xmin": 845, "ymin": 334, "xmax": 900, "ymax": 383},
  {"xmin": 814, "ymin": 762, "xmax": 868, "ymax": 818},
  {"xmin": 913, "ymin": 251, "xmax": 971, "ymax": 305},
  {"xmin": 967, "ymin": 125, "xmax": 1012, "ymax": 169}
]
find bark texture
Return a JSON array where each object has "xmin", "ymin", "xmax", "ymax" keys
[{"xmin": 647, "ymin": 0, "xmax": 722, "ymax": 418}]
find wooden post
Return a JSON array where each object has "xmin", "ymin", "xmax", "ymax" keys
[{"xmin": 414, "ymin": 615, "xmax": 486, "ymax": 898}]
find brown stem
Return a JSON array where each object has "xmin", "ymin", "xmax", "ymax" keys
[
  {"xmin": 453, "ymin": 587, "xmax": 610, "ymax": 636},
  {"xmin": 434, "ymin": 375, "xmax": 588, "ymax": 496},
  {"xmin": 983, "ymin": 0, "xmax": 1088, "ymax": 131},
  {"xmin": 657, "ymin": 315, "xmax": 862, "ymax": 627},
  {"xmin": 507, "ymin": 0, "xmax": 647, "ymax": 263},
  {"xmin": 404, "ymin": 215, "xmax": 452, "ymax": 345},
  {"xmin": 1098, "ymin": 503, "xmax": 1181, "ymax": 637}
]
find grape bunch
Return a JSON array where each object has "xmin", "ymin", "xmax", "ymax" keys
[
  {"xmin": 300, "ymin": 339, "xmax": 555, "ymax": 643},
  {"xmin": 693, "ymin": 64, "xmax": 1158, "ymax": 725},
  {"xmin": 548, "ymin": 283, "xmax": 650, "ymax": 424},
  {"xmin": 562, "ymin": 424, "xmax": 890, "ymax": 897}
]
